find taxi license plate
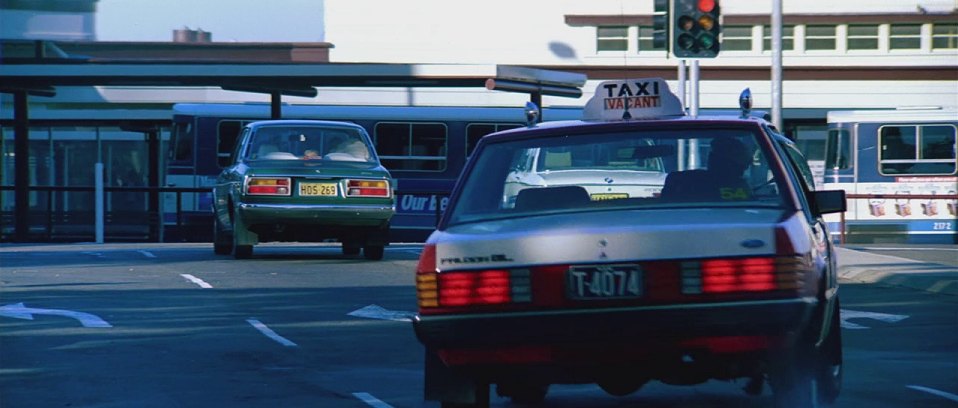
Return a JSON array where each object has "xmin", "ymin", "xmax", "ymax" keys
[
  {"xmin": 591, "ymin": 193, "xmax": 629, "ymax": 201},
  {"xmin": 299, "ymin": 182, "xmax": 338, "ymax": 197},
  {"xmin": 567, "ymin": 264, "xmax": 642, "ymax": 300}
]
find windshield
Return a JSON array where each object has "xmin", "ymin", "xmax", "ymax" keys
[
  {"xmin": 447, "ymin": 127, "xmax": 790, "ymax": 226},
  {"xmin": 246, "ymin": 126, "xmax": 373, "ymax": 162}
]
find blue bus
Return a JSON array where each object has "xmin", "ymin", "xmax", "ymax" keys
[
  {"xmin": 822, "ymin": 107, "xmax": 958, "ymax": 244},
  {"xmin": 167, "ymin": 103, "xmax": 582, "ymax": 242}
]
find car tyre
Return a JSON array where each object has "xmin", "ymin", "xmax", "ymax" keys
[
  {"xmin": 440, "ymin": 382, "xmax": 490, "ymax": 408},
  {"xmin": 497, "ymin": 383, "xmax": 549, "ymax": 404},
  {"xmin": 213, "ymin": 216, "xmax": 233, "ymax": 255},
  {"xmin": 342, "ymin": 241, "xmax": 361, "ymax": 256},
  {"xmin": 363, "ymin": 245, "xmax": 384, "ymax": 261},
  {"xmin": 816, "ymin": 298, "xmax": 844, "ymax": 405}
]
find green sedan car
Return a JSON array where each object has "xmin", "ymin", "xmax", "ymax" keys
[{"xmin": 212, "ymin": 120, "xmax": 395, "ymax": 260}]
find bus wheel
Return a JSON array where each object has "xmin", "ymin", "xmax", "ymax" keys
[
  {"xmin": 363, "ymin": 245, "xmax": 384, "ymax": 260},
  {"xmin": 213, "ymin": 217, "xmax": 233, "ymax": 255}
]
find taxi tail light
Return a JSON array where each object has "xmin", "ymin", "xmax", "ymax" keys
[
  {"xmin": 439, "ymin": 270, "xmax": 512, "ymax": 307},
  {"xmin": 346, "ymin": 179, "xmax": 390, "ymax": 197},
  {"xmin": 416, "ymin": 244, "xmax": 439, "ymax": 310},
  {"xmin": 682, "ymin": 256, "xmax": 810, "ymax": 294},
  {"xmin": 246, "ymin": 177, "xmax": 291, "ymax": 196}
]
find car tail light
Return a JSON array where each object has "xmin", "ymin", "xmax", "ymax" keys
[
  {"xmin": 246, "ymin": 177, "xmax": 291, "ymax": 196},
  {"xmin": 416, "ymin": 244, "xmax": 531, "ymax": 313},
  {"xmin": 682, "ymin": 256, "xmax": 810, "ymax": 295},
  {"xmin": 346, "ymin": 179, "xmax": 390, "ymax": 197}
]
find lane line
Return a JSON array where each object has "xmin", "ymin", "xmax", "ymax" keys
[
  {"xmin": 352, "ymin": 392, "xmax": 394, "ymax": 408},
  {"xmin": 180, "ymin": 274, "xmax": 213, "ymax": 289},
  {"xmin": 138, "ymin": 250, "xmax": 156, "ymax": 258},
  {"xmin": 246, "ymin": 318, "xmax": 298, "ymax": 347},
  {"xmin": 906, "ymin": 385, "xmax": 958, "ymax": 403}
]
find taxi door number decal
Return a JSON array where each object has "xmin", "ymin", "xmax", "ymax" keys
[{"xmin": 567, "ymin": 265, "xmax": 642, "ymax": 299}]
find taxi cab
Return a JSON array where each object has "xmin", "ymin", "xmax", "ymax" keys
[
  {"xmin": 212, "ymin": 120, "xmax": 394, "ymax": 259},
  {"xmin": 412, "ymin": 79, "xmax": 846, "ymax": 407}
]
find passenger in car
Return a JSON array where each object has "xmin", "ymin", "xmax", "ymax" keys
[{"xmin": 661, "ymin": 137, "xmax": 753, "ymax": 202}]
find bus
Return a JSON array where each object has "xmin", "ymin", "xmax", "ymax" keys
[
  {"xmin": 823, "ymin": 107, "xmax": 958, "ymax": 244},
  {"xmin": 167, "ymin": 103, "xmax": 583, "ymax": 242}
]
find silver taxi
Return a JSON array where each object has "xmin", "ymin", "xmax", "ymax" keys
[{"xmin": 412, "ymin": 79, "xmax": 847, "ymax": 408}]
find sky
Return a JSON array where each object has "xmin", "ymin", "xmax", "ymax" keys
[{"xmin": 95, "ymin": 0, "xmax": 325, "ymax": 42}]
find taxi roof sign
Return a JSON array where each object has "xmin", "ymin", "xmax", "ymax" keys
[{"xmin": 583, "ymin": 78, "xmax": 685, "ymax": 121}]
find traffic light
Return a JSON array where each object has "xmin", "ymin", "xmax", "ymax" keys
[
  {"xmin": 652, "ymin": 0, "xmax": 669, "ymax": 49},
  {"xmin": 672, "ymin": 0, "xmax": 722, "ymax": 58}
]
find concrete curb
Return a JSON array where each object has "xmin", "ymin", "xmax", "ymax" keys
[{"xmin": 836, "ymin": 247, "xmax": 958, "ymax": 296}]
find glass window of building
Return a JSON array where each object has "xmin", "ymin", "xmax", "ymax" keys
[
  {"xmin": 847, "ymin": 24, "xmax": 879, "ymax": 50},
  {"xmin": 932, "ymin": 23, "xmax": 958, "ymax": 49},
  {"xmin": 805, "ymin": 25, "xmax": 837, "ymax": 50},
  {"xmin": 890, "ymin": 24, "xmax": 922, "ymax": 50},
  {"xmin": 722, "ymin": 25, "xmax": 753, "ymax": 51},
  {"xmin": 763, "ymin": 25, "xmax": 795, "ymax": 51},
  {"xmin": 597, "ymin": 26, "xmax": 629, "ymax": 52},
  {"xmin": 637, "ymin": 26, "xmax": 667, "ymax": 51}
]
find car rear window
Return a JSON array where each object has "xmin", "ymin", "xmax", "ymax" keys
[
  {"xmin": 246, "ymin": 126, "xmax": 374, "ymax": 162},
  {"xmin": 447, "ymin": 127, "xmax": 791, "ymax": 225}
]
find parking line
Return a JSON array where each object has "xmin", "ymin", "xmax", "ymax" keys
[
  {"xmin": 906, "ymin": 385, "xmax": 958, "ymax": 403},
  {"xmin": 180, "ymin": 274, "xmax": 213, "ymax": 289},
  {"xmin": 352, "ymin": 392, "xmax": 394, "ymax": 408},
  {"xmin": 138, "ymin": 250, "xmax": 156, "ymax": 258},
  {"xmin": 246, "ymin": 318, "xmax": 298, "ymax": 347}
]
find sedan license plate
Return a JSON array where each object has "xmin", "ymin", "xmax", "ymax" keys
[
  {"xmin": 590, "ymin": 193, "xmax": 629, "ymax": 201},
  {"xmin": 567, "ymin": 264, "xmax": 642, "ymax": 300},
  {"xmin": 299, "ymin": 182, "xmax": 338, "ymax": 197}
]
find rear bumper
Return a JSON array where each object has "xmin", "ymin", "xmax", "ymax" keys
[
  {"xmin": 238, "ymin": 202, "xmax": 394, "ymax": 226},
  {"xmin": 414, "ymin": 297, "xmax": 817, "ymax": 354}
]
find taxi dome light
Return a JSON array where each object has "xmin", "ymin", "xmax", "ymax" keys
[
  {"xmin": 582, "ymin": 78, "xmax": 684, "ymax": 121},
  {"xmin": 524, "ymin": 101, "xmax": 540, "ymax": 127},
  {"xmin": 739, "ymin": 88, "xmax": 752, "ymax": 118}
]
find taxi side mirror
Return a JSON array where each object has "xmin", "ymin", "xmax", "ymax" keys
[{"xmin": 811, "ymin": 190, "xmax": 847, "ymax": 216}]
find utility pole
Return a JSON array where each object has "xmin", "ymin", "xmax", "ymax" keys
[{"xmin": 771, "ymin": 0, "xmax": 783, "ymax": 130}]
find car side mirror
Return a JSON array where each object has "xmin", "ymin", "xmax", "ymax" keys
[{"xmin": 811, "ymin": 190, "xmax": 847, "ymax": 216}]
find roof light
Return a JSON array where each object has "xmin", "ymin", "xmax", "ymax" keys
[
  {"xmin": 739, "ymin": 88, "xmax": 752, "ymax": 118},
  {"xmin": 582, "ymin": 78, "xmax": 684, "ymax": 121}
]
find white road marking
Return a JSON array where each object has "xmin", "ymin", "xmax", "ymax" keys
[
  {"xmin": 138, "ymin": 250, "xmax": 156, "ymax": 258},
  {"xmin": 841, "ymin": 309, "xmax": 909, "ymax": 330},
  {"xmin": 81, "ymin": 251, "xmax": 103, "ymax": 258},
  {"xmin": 246, "ymin": 318, "xmax": 297, "ymax": 347},
  {"xmin": 348, "ymin": 304, "xmax": 416, "ymax": 322},
  {"xmin": 906, "ymin": 385, "xmax": 958, "ymax": 403},
  {"xmin": 0, "ymin": 302, "xmax": 112, "ymax": 328},
  {"xmin": 352, "ymin": 392, "xmax": 394, "ymax": 408},
  {"xmin": 180, "ymin": 274, "xmax": 213, "ymax": 289},
  {"xmin": 857, "ymin": 247, "xmax": 958, "ymax": 252}
]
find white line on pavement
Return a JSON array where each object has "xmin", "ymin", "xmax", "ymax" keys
[
  {"xmin": 352, "ymin": 392, "xmax": 394, "ymax": 408},
  {"xmin": 246, "ymin": 318, "xmax": 298, "ymax": 347},
  {"xmin": 180, "ymin": 274, "xmax": 213, "ymax": 289},
  {"xmin": 138, "ymin": 250, "xmax": 156, "ymax": 258},
  {"xmin": 906, "ymin": 385, "xmax": 958, "ymax": 403}
]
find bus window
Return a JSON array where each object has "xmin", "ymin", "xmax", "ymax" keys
[
  {"xmin": 879, "ymin": 124, "xmax": 957, "ymax": 175},
  {"xmin": 824, "ymin": 129, "xmax": 850, "ymax": 170},
  {"xmin": 171, "ymin": 121, "xmax": 193, "ymax": 162},
  {"xmin": 374, "ymin": 122, "xmax": 447, "ymax": 171},
  {"xmin": 216, "ymin": 120, "xmax": 245, "ymax": 168},
  {"xmin": 466, "ymin": 123, "xmax": 521, "ymax": 157}
]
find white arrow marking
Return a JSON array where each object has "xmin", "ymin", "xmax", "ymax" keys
[
  {"xmin": 353, "ymin": 392, "xmax": 395, "ymax": 408},
  {"xmin": 0, "ymin": 303, "xmax": 112, "ymax": 328},
  {"xmin": 247, "ymin": 318, "xmax": 297, "ymax": 347},
  {"xmin": 181, "ymin": 274, "xmax": 213, "ymax": 289},
  {"xmin": 347, "ymin": 304, "xmax": 416, "ymax": 322},
  {"xmin": 841, "ymin": 309, "xmax": 909, "ymax": 330}
]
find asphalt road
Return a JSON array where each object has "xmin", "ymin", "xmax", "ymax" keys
[{"xmin": 1, "ymin": 242, "xmax": 956, "ymax": 407}]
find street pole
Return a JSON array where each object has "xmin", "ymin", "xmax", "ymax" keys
[{"xmin": 772, "ymin": 0, "xmax": 783, "ymax": 130}]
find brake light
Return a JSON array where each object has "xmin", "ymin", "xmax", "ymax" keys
[
  {"xmin": 682, "ymin": 256, "xmax": 809, "ymax": 294},
  {"xmin": 439, "ymin": 270, "xmax": 512, "ymax": 306},
  {"xmin": 246, "ymin": 177, "xmax": 290, "ymax": 196},
  {"xmin": 346, "ymin": 179, "xmax": 390, "ymax": 197}
]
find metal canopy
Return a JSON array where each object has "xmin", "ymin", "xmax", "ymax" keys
[{"xmin": 0, "ymin": 60, "xmax": 587, "ymax": 242}]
